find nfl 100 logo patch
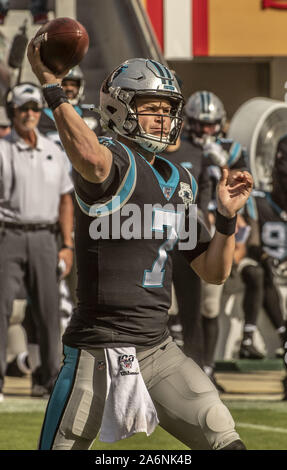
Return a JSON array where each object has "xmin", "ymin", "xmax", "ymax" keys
[{"xmin": 118, "ymin": 354, "xmax": 139, "ymax": 376}]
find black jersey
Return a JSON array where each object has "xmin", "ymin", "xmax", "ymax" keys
[
  {"xmin": 244, "ymin": 190, "xmax": 287, "ymax": 262},
  {"xmin": 161, "ymin": 136, "xmax": 247, "ymax": 214},
  {"xmin": 63, "ymin": 137, "xmax": 211, "ymax": 350},
  {"xmin": 215, "ymin": 137, "xmax": 247, "ymax": 169},
  {"xmin": 160, "ymin": 136, "xmax": 212, "ymax": 214},
  {"xmin": 205, "ymin": 137, "xmax": 248, "ymax": 211}
]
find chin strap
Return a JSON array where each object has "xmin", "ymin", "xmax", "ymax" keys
[{"xmin": 135, "ymin": 136, "xmax": 168, "ymax": 154}]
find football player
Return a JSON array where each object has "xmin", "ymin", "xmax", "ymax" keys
[
  {"xmin": 160, "ymin": 90, "xmax": 213, "ymax": 366},
  {"xmin": 243, "ymin": 137, "xmax": 287, "ymax": 397},
  {"xmin": 162, "ymin": 91, "xmax": 248, "ymax": 386},
  {"xmin": 39, "ymin": 65, "xmax": 101, "ymax": 146},
  {"xmin": 186, "ymin": 92, "xmax": 250, "ymax": 384},
  {"xmin": 28, "ymin": 41, "xmax": 252, "ymax": 450}
]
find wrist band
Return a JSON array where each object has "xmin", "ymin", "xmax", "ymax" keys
[
  {"xmin": 62, "ymin": 243, "xmax": 74, "ymax": 251},
  {"xmin": 43, "ymin": 85, "xmax": 69, "ymax": 110},
  {"xmin": 42, "ymin": 83, "xmax": 61, "ymax": 89},
  {"xmin": 215, "ymin": 209, "xmax": 237, "ymax": 235}
]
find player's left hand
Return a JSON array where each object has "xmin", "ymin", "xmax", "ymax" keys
[{"xmin": 216, "ymin": 167, "xmax": 253, "ymax": 218}]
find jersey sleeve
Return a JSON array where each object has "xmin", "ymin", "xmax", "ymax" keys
[{"xmin": 72, "ymin": 137, "xmax": 132, "ymax": 215}]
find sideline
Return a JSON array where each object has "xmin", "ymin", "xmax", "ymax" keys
[{"xmin": 237, "ymin": 422, "xmax": 287, "ymax": 434}]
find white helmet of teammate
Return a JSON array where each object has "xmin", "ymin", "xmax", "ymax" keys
[
  {"xmin": 99, "ymin": 58, "xmax": 184, "ymax": 153},
  {"xmin": 184, "ymin": 91, "xmax": 226, "ymax": 145},
  {"xmin": 62, "ymin": 66, "xmax": 85, "ymax": 105}
]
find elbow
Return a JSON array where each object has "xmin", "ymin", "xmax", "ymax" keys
[
  {"xmin": 213, "ymin": 277, "xmax": 227, "ymax": 285},
  {"xmin": 203, "ymin": 269, "xmax": 231, "ymax": 285},
  {"xmin": 205, "ymin": 277, "xmax": 226, "ymax": 286}
]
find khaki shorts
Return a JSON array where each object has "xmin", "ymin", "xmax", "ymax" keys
[{"xmin": 38, "ymin": 337, "xmax": 240, "ymax": 450}]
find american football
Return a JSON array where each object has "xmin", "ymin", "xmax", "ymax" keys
[{"xmin": 33, "ymin": 17, "xmax": 89, "ymax": 75}]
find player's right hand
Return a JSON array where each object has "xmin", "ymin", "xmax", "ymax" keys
[{"xmin": 27, "ymin": 39, "xmax": 66, "ymax": 86}]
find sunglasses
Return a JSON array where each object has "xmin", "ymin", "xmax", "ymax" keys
[{"xmin": 17, "ymin": 104, "xmax": 42, "ymax": 112}]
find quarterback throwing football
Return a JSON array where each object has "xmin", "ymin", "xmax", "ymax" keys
[{"xmin": 28, "ymin": 39, "xmax": 252, "ymax": 450}]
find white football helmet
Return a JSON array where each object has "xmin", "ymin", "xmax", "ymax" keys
[
  {"xmin": 99, "ymin": 58, "xmax": 184, "ymax": 153},
  {"xmin": 62, "ymin": 66, "xmax": 85, "ymax": 105},
  {"xmin": 185, "ymin": 91, "xmax": 226, "ymax": 145}
]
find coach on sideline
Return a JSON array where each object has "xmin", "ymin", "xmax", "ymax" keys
[{"xmin": 0, "ymin": 83, "xmax": 74, "ymax": 401}]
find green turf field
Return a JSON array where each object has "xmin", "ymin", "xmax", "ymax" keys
[{"xmin": 0, "ymin": 398, "xmax": 286, "ymax": 450}]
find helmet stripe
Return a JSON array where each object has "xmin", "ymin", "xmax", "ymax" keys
[
  {"xmin": 163, "ymin": 66, "xmax": 174, "ymax": 85},
  {"xmin": 204, "ymin": 91, "xmax": 209, "ymax": 114},
  {"xmin": 207, "ymin": 92, "xmax": 211, "ymax": 109},
  {"xmin": 201, "ymin": 91, "xmax": 210, "ymax": 115},
  {"xmin": 149, "ymin": 60, "xmax": 173, "ymax": 86},
  {"xmin": 199, "ymin": 92, "xmax": 206, "ymax": 114},
  {"xmin": 149, "ymin": 60, "xmax": 167, "ymax": 84}
]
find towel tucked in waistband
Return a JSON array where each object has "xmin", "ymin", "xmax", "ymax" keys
[{"xmin": 99, "ymin": 347, "xmax": 159, "ymax": 443}]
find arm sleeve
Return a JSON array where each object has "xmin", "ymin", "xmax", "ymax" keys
[{"xmin": 72, "ymin": 137, "xmax": 130, "ymax": 205}]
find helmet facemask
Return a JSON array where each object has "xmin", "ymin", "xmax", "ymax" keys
[{"xmin": 124, "ymin": 93, "xmax": 183, "ymax": 153}]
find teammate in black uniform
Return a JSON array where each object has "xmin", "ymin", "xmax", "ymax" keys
[
  {"xmin": 28, "ymin": 42, "xmax": 252, "ymax": 449},
  {"xmin": 162, "ymin": 91, "xmax": 247, "ymax": 383},
  {"xmin": 39, "ymin": 66, "xmax": 101, "ymax": 147},
  {"xmin": 160, "ymin": 113, "xmax": 212, "ymax": 366},
  {"xmin": 243, "ymin": 137, "xmax": 287, "ymax": 396}
]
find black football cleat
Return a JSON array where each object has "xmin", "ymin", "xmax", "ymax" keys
[{"xmin": 239, "ymin": 343, "xmax": 265, "ymax": 359}]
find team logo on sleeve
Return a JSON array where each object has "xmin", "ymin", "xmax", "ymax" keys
[{"xmin": 178, "ymin": 182, "xmax": 193, "ymax": 208}]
